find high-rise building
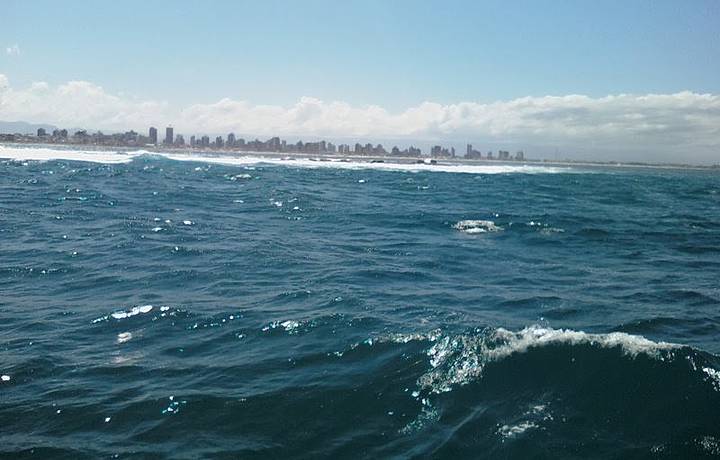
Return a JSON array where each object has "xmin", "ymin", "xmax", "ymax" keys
[
  {"xmin": 227, "ymin": 133, "xmax": 236, "ymax": 147},
  {"xmin": 165, "ymin": 127, "xmax": 174, "ymax": 145},
  {"xmin": 37, "ymin": 128, "xmax": 47, "ymax": 137},
  {"xmin": 149, "ymin": 127, "xmax": 158, "ymax": 145},
  {"xmin": 268, "ymin": 136, "xmax": 281, "ymax": 151}
]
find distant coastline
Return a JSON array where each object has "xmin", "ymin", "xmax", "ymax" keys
[
  {"xmin": 2, "ymin": 125, "xmax": 718, "ymax": 170},
  {"xmin": 1, "ymin": 140, "xmax": 717, "ymax": 172}
]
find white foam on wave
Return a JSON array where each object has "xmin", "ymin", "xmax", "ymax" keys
[
  {"xmin": 0, "ymin": 144, "xmax": 144, "ymax": 164},
  {"xmin": 453, "ymin": 220, "xmax": 502, "ymax": 233},
  {"xmin": 109, "ymin": 304, "xmax": 153, "ymax": 320},
  {"xmin": 423, "ymin": 325, "xmax": 678, "ymax": 393},
  {"xmin": 386, "ymin": 325, "xmax": 681, "ymax": 434},
  {"xmin": 93, "ymin": 305, "xmax": 176, "ymax": 325},
  {"xmin": 703, "ymin": 367, "xmax": 720, "ymax": 391},
  {"xmin": 117, "ymin": 332, "xmax": 133, "ymax": 344},
  {"xmin": 160, "ymin": 152, "xmax": 567, "ymax": 175},
  {"xmin": 497, "ymin": 421, "xmax": 538, "ymax": 439},
  {"xmin": 0, "ymin": 145, "xmax": 567, "ymax": 175},
  {"xmin": 372, "ymin": 325, "xmax": 679, "ymax": 395},
  {"xmin": 491, "ymin": 326, "xmax": 678, "ymax": 359},
  {"xmin": 262, "ymin": 319, "xmax": 302, "ymax": 334}
]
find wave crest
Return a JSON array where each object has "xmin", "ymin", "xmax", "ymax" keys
[
  {"xmin": 453, "ymin": 220, "xmax": 502, "ymax": 233},
  {"xmin": 408, "ymin": 325, "xmax": 680, "ymax": 394},
  {"xmin": 0, "ymin": 145, "xmax": 567, "ymax": 174}
]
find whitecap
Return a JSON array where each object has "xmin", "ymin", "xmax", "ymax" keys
[
  {"xmin": 490, "ymin": 326, "xmax": 678, "ymax": 359},
  {"xmin": 281, "ymin": 320, "xmax": 300, "ymax": 331},
  {"xmin": 497, "ymin": 421, "xmax": 538, "ymax": 439},
  {"xmin": 110, "ymin": 305, "xmax": 154, "ymax": 320},
  {"xmin": 1, "ymin": 375, "xmax": 10, "ymax": 382},
  {"xmin": 703, "ymin": 367, "xmax": 720, "ymax": 391},
  {"xmin": 367, "ymin": 325, "xmax": 679, "ymax": 396},
  {"xmin": 117, "ymin": 332, "xmax": 133, "ymax": 343},
  {"xmin": 418, "ymin": 325, "xmax": 679, "ymax": 394},
  {"xmin": 0, "ymin": 145, "xmax": 139, "ymax": 164},
  {"xmin": 262, "ymin": 319, "xmax": 303, "ymax": 334},
  {"xmin": 229, "ymin": 173, "xmax": 252, "ymax": 180},
  {"xmin": 453, "ymin": 220, "xmax": 502, "ymax": 233},
  {"xmin": 0, "ymin": 145, "xmax": 568, "ymax": 175}
]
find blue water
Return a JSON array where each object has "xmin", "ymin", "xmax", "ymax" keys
[{"xmin": 1, "ymin": 147, "xmax": 720, "ymax": 458}]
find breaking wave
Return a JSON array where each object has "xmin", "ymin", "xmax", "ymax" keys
[{"xmin": 0, "ymin": 144, "xmax": 568, "ymax": 174}]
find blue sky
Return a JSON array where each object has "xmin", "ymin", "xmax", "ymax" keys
[
  {"xmin": 1, "ymin": 1, "xmax": 720, "ymax": 163},
  {"xmin": 3, "ymin": 0, "xmax": 719, "ymax": 108}
]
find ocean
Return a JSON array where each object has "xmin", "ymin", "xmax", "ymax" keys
[{"xmin": 1, "ymin": 144, "xmax": 719, "ymax": 459}]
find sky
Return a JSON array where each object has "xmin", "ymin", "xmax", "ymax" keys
[{"xmin": 1, "ymin": 0, "xmax": 719, "ymax": 163}]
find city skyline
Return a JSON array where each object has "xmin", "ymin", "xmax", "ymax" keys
[
  {"xmin": 3, "ymin": 124, "xmax": 533, "ymax": 162},
  {"xmin": 1, "ymin": 1, "xmax": 719, "ymax": 163}
]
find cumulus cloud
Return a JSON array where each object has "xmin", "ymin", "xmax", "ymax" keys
[
  {"xmin": 1, "ymin": 73, "xmax": 719, "ymax": 162},
  {"xmin": 5, "ymin": 44, "xmax": 21, "ymax": 56},
  {"xmin": 0, "ymin": 75, "xmax": 169, "ymax": 129}
]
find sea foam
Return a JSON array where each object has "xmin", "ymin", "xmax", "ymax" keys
[
  {"xmin": 0, "ymin": 145, "xmax": 142, "ymax": 164},
  {"xmin": 372, "ymin": 325, "xmax": 680, "ymax": 395},
  {"xmin": 0, "ymin": 145, "xmax": 567, "ymax": 175},
  {"xmin": 421, "ymin": 325, "xmax": 680, "ymax": 393},
  {"xmin": 453, "ymin": 220, "xmax": 502, "ymax": 233}
]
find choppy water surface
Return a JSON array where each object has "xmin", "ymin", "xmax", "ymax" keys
[{"xmin": 1, "ymin": 146, "xmax": 720, "ymax": 459}]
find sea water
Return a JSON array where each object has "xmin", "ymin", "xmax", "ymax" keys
[{"xmin": 1, "ymin": 144, "xmax": 719, "ymax": 458}]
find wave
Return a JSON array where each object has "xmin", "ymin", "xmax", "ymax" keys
[
  {"xmin": 6, "ymin": 310, "xmax": 720, "ymax": 457},
  {"xmin": 453, "ymin": 220, "xmax": 502, "ymax": 233},
  {"xmin": 0, "ymin": 144, "xmax": 145, "ymax": 164},
  {"xmin": 372, "ymin": 325, "xmax": 682, "ymax": 395},
  {"xmin": 0, "ymin": 144, "xmax": 568, "ymax": 175},
  {"xmin": 360, "ymin": 325, "xmax": 720, "ymax": 456}
]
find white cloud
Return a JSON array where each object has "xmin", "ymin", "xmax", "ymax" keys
[
  {"xmin": 0, "ymin": 75, "xmax": 169, "ymax": 129},
  {"xmin": 5, "ymin": 44, "xmax": 21, "ymax": 56},
  {"xmin": 1, "ymin": 73, "xmax": 719, "ymax": 162}
]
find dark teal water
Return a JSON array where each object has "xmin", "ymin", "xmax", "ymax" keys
[{"xmin": 1, "ymin": 147, "xmax": 720, "ymax": 459}]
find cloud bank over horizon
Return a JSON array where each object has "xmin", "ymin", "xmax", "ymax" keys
[{"xmin": 1, "ymin": 74, "xmax": 719, "ymax": 163}]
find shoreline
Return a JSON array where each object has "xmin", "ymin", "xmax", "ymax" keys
[{"xmin": 0, "ymin": 140, "xmax": 717, "ymax": 172}]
